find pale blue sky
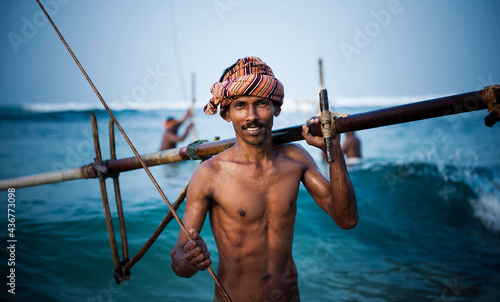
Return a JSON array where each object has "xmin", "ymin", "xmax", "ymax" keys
[{"xmin": 1, "ymin": 0, "xmax": 499, "ymax": 107}]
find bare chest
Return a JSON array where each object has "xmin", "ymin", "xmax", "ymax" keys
[{"xmin": 211, "ymin": 162, "xmax": 303, "ymax": 222}]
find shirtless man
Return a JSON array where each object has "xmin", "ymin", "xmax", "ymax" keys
[
  {"xmin": 170, "ymin": 57, "xmax": 358, "ymax": 302},
  {"xmin": 159, "ymin": 108, "xmax": 194, "ymax": 150},
  {"xmin": 342, "ymin": 132, "xmax": 362, "ymax": 165}
]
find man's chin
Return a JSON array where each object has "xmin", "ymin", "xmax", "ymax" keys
[{"xmin": 241, "ymin": 135, "xmax": 269, "ymax": 146}]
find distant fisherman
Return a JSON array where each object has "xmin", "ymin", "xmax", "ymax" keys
[
  {"xmin": 170, "ymin": 56, "xmax": 358, "ymax": 302},
  {"xmin": 159, "ymin": 108, "xmax": 194, "ymax": 150},
  {"xmin": 342, "ymin": 131, "xmax": 362, "ymax": 165}
]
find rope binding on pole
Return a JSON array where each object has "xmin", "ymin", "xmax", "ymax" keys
[{"xmin": 482, "ymin": 85, "xmax": 500, "ymax": 127}]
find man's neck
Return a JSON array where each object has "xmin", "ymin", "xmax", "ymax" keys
[{"xmin": 232, "ymin": 137, "xmax": 277, "ymax": 164}]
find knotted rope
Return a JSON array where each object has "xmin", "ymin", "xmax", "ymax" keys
[
  {"xmin": 482, "ymin": 85, "xmax": 500, "ymax": 117},
  {"xmin": 187, "ymin": 140, "xmax": 209, "ymax": 160}
]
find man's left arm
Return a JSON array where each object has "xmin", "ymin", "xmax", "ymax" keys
[{"xmin": 301, "ymin": 118, "xmax": 358, "ymax": 229}]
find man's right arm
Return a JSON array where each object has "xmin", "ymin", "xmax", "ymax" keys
[
  {"xmin": 170, "ymin": 163, "xmax": 213, "ymax": 277},
  {"xmin": 170, "ymin": 228, "xmax": 211, "ymax": 278},
  {"xmin": 301, "ymin": 119, "xmax": 358, "ymax": 229}
]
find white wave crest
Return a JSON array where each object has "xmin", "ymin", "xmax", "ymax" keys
[
  {"xmin": 471, "ymin": 193, "xmax": 500, "ymax": 233},
  {"xmin": 21, "ymin": 93, "xmax": 450, "ymax": 113},
  {"xmin": 21, "ymin": 101, "xmax": 194, "ymax": 113}
]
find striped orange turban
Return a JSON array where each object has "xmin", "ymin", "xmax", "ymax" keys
[{"xmin": 204, "ymin": 56, "xmax": 284, "ymax": 117}]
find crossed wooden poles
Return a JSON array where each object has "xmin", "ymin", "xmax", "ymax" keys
[{"xmin": 90, "ymin": 114, "xmax": 198, "ymax": 284}]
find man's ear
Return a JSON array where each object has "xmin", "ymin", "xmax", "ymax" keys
[
  {"xmin": 273, "ymin": 104, "xmax": 281, "ymax": 117},
  {"xmin": 221, "ymin": 107, "xmax": 231, "ymax": 122}
]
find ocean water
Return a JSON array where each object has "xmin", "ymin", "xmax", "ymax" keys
[{"xmin": 0, "ymin": 102, "xmax": 499, "ymax": 301}]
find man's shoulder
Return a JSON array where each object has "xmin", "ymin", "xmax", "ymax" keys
[
  {"xmin": 280, "ymin": 142, "xmax": 312, "ymax": 158},
  {"xmin": 194, "ymin": 148, "xmax": 232, "ymax": 175},
  {"xmin": 277, "ymin": 143, "xmax": 317, "ymax": 168}
]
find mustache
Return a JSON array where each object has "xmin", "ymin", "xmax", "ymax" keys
[{"xmin": 242, "ymin": 122, "xmax": 265, "ymax": 130}]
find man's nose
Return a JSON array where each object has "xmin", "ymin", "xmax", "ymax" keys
[{"xmin": 245, "ymin": 104, "xmax": 258, "ymax": 121}]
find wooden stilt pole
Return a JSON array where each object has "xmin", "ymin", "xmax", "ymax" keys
[
  {"xmin": 319, "ymin": 89, "xmax": 334, "ymax": 162},
  {"xmin": 91, "ymin": 113, "xmax": 121, "ymax": 280},
  {"xmin": 109, "ymin": 119, "xmax": 130, "ymax": 280},
  {"xmin": 318, "ymin": 58, "xmax": 324, "ymax": 90},
  {"xmin": 35, "ymin": 2, "xmax": 232, "ymax": 299}
]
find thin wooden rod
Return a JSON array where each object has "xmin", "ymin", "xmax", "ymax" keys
[
  {"xmin": 91, "ymin": 113, "xmax": 121, "ymax": 273},
  {"xmin": 110, "ymin": 119, "xmax": 129, "ymax": 267},
  {"xmin": 36, "ymin": 1, "xmax": 231, "ymax": 300},
  {"xmin": 318, "ymin": 58, "xmax": 324, "ymax": 89},
  {"xmin": 123, "ymin": 184, "xmax": 188, "ymax": 272}
]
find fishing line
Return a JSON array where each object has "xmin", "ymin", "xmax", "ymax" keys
[
  {"xmin": 35, "ymin": 1, "xmax": 231, "ymax": 301},
  {"xmin": 169, "ymin": 1, "xmax": 188, "ymax": 102}
]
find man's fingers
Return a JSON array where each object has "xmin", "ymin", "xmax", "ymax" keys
[
  {"xmin": 183, "ymin": 228, "xmax": 208, "ymax": 258},
  {"xmin": 185, "ymin": 242, "xmax": 207, "ymax": 258},
  {"xmin": 302, "ymin": 124, "xmax": 309, "ymax": 135},
  {"xmin": 183, "ymin": 237, "xmax": 207, "ymax": 254},
  {"xmin": 309, "ymin": 116, "xmax": 320, "ymax": 124},
  {"xmin": 187, "ymin": 250, "xmax": 211, "ymax": 271},
  {"xmin": 190, "ymin": 250, "xmax": 211, "ymax": 264},
  {"xmin": 306, "ymin": 115, "xmax": 320, "ymax": 124},
  {"xmin": 183, "ymin": 240, "xmax": 195, "ymax": 254},
  {"xmin": 303, "ymin": 121, "xmax": 326, "ymax": 149},
  {"xmin": 302, "ymin": 124, "xmax": 315, "ymax": 143},
  {"xmin": 196, "ymin": 258, "xmax": 212, "ymax": 271}
]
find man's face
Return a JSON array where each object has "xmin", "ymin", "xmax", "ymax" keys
[{"xmin": 225, "ymin": 96, "xmax": 280, "ymax": 146}]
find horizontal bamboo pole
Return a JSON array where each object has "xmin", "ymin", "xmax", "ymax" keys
[
  {"xmin": 334, "ymin": 90, "xmax": 487, "ymax": 133},
  {"xmin": 0, "ymin": 164, "xmax": 95, "ymax": 190},
  {"xmin": 0, "ymin": 90, "xmax": 489, "ymax": 191}
]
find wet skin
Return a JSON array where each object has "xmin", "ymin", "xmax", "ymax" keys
[{"xmin": 170, "ymin": 96, "xmax": 358, "ymax": 301}]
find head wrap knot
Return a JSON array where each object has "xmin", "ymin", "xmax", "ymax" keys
[{"xmin": 204, "ymin": 56, "xmax": 284, "ymax": 116}]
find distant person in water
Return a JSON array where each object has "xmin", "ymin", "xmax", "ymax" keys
[
  {"xmin": 159, "ymin": 108, "xmax": 194, "ymax": 150},
  {"xmin": 342, "ymin": 131, "xmax": 362, "ymax": 165}
]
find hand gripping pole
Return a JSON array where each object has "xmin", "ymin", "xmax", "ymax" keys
[{"xmin": 319, "ymin": 89, "xmax": 335, "ymax": 163}]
